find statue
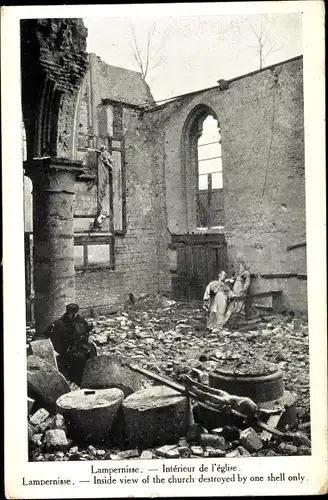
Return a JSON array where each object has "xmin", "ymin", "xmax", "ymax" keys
[
  {"xmin": 203, "ymin": 271, "xmax": 235, "ymax": 332},
  {"xmin": 203, "ymin": 259, "xmax": 252, "ymax": 332},
  {"xmin": 96, "ymin": 145, "xmax": 114, "ymax": 212},
  {"xmin": 224, "ymin": 259, "xmax": 251, "ymax": 326}
]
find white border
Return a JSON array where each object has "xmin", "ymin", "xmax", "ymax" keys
[{"xmin": 2, "ymin": 2, "xmax": 326, "ymax": 498}]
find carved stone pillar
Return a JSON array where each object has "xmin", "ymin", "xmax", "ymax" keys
[
  {"xmin": 27, "ymin": 159, "xmax": 83, "ymax": 335},
  {"xmin": 21, "ymin": 19, "xmax": 88, "ymax": 335}
]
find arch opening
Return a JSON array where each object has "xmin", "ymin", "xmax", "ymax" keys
[
  {"xmin": 197, "ymin": 115, "xmax": 224, "ymax": 229},
  {"xmin": 182, "ymin": 105, "xmax": 225, "ymax": 232}
]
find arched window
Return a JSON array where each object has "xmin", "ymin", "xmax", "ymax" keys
[{"xmin": 197, "ymin": 115, "xmax": 224, "ymax": 229}]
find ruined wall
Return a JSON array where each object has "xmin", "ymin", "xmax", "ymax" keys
[
  {"xmin": 24, "ymin": 55, "xmax": 306, "ymax": 312},
  {"xmin": 149, "ymin": 56, "xmax": 306, "ymax": 311},
  {"xmin": 73, "ymin": 55, "xmax": 168, "ymax": 312}
]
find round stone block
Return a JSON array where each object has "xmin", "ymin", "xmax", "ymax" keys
[
  {"xmin": 209, "ymin": 362, "xmax": 284, "ymax": 404},
  {"xmin": 27, "ymin": 355, "xmax": 70, "ymax": 410},
  {"xmin": 56, "ymin": 388, "xmax": 124, "ymax": 443},
  {"xmin": 81, "ymin": 355, "xmax": 151, "ymax": 397},
  {"xmin": 122, "ymin": 385, "xmax": 189, "ymax": 448}
]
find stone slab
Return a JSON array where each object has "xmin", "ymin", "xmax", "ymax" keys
[
  {"xmin": 30, "ymin": 339, "xmax": 58, "ymax": 369},
  {"xmin": 27, "ymin": 356, "xmax": 70, "ymax": 410}
]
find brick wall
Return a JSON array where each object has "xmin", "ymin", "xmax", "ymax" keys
[
  {"xmin": 147, "ymin": 56, "xmax": 307, "ymax": 311},
  {"xmin": 24, "ymin": 55, "xmax": 306, "ymax": 312},
  {"xmin": 73, "ymin": 55, "xmax": 168, "ymax": 312}
]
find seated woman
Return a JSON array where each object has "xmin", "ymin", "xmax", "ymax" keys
[{"xmin": 203, "ymin": 270, "xmax": 234, "ymax": 332}]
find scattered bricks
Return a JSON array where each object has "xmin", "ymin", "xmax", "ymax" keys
[
  {"xmin": 96, "ymin": 449, "xmax": 106, "ymax": 457},
  {"xmin": 211, "ymin": 427, "xmax": 223, "ymax": 434},
  {"xmin": 44, "ymin": 429, "xmax": 68, "ymax": 452},
  {"xmin": 52, "ymin": 414, "xmax": 67, "ymax": 432},
  {"xmin": 258, "ymin": 449, "xmax": 270, "ymax": 457},
  {"xmin": 297, "ymin": 445, "xmax": 311, "ymax": 456},
  {"xmin": 165, "ymin": 448, "xmax": 181, "ymax": 458},
  {"xmin": 178, "ymin": 437, "xmax": 189, "ymax": 447},
  {"xmin": 225, "ymin": 440, "xmax": 236, "ymax": 450},
  {"xmin": 299, "ymin": 421, "xmax": 311, "ymax": 431},
  {"xmin": 292, "ymin": 319, "xmax": 302, "ymax": 332},
  {"xmin": 31, "ymin": 434, "xmax": 43, "ymax": 447},
  {"xmin": 237, "ymin": 446, "xmax": 252, "ymax": 457},
  {"xmin": 226, "ymin": 449, "xmax": 241, "ymax": 458},
  {"xmin": 277, "ymin": 443, "xmax": 298, "ymax": 456},
  {"xmin": 177, "ymin": 446, "xmax": 190, "ymax": 458},
  {"xmin": 122, "ymin": 386, "xmax": 189, "ymax": 448},
  {"xmin": 116, "ymin": 449, "xmax": 140, "ymax": 459},
  {"xmin": 56, "ymin": 388, "xmax": 124, "ymax": 444},
  {"xmin": 278, "ymin": 391, "xmax": 298, "ymax": 430},
  {"xmin": 140, "ymin": 450, "xmax": 153, "ymax": 459},
  {"xmin": 191, "ymin": 368, "xmax": 209, "ymax": 385},
  {"xmin": 27, "ymin": 356, "xmax": 70, "ymax": 409},
  {"xmin": 94, "ymin": 333, "xmax": 108, "ymax": 345},
  {"xmin": 205, "ymin": 447, "xmax": 226, "ymax": 457},
  {"xmin": 216, "ymin": 426, "xmax": 240, "ymax": 442},
  {"xmin": 200, "ymin": 433, "xmax": 225, "ymax": 449},
  {"xmin": 190, "ymin": 445, "xmax": 203, "ymax": 456},
  {"xmin": 28, "ymin": 423, "xmax": 35, "ymax": 441},
  {"xmin": 290, "ymin": 432, "xmax": 311, "ymax": 447},
  {"xmin": 240, "ymin": 427, "xmax": 263, "ymax": 453},
  {"xmin": 39, "ymin": 416, "xmax": 57, "ymax": 433},
  {"xmin": 28, "ymin": 397, "xmax": 35, "ymax": 414},
  {"xmin": 156, "ymin": 445, "xmax": 179, "ymax": 458},
  {"xmin": 30, "ymin": 408, "xmax": 50, "ymax": 426},
  {"xmin": 81, "ymin": 355, "xmax": 151, "ymax": 397},
  {"xmin": 87, "ymin": 445, "xmax": 97, "ymax": 456},
  {"xmin": 30, "ymin": 339, "xmax": 58, "ymax": 370}
]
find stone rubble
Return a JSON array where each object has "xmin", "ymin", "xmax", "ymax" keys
[
  {"xmin": 44, "ymin": 429, "xmax": 68, "ymax": 452},
  {"xmin": 239, "ymin": 427, "xmax": 263, "ymax": 453},
  {"xmin": 27, "ymin": 295, "xmax": 310, "ymax": 461}
]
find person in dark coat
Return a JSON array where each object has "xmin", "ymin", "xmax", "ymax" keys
[{"xmin": 44, "ymin": 303, "xmax": 97, "ymax": 385}]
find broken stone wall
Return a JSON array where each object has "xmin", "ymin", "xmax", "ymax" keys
[
  {"xmin": 24, "ymin": 55, "xmax": 306, "ymax": 313},
  {"xmin": 73, "ymin": 54, "xmax": 169, "ymax": 312},
  {"xmin": 147, "ymin": 56, "xmax": 306, "ymax": 311}
]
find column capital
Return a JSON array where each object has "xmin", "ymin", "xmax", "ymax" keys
[
  {"xmin": 24, "ymin": 156, "xmax": 85, "ymax": 176},
  {"xmin": 24, "ymin": 157, "xmax": 86, "ymax": 194}
]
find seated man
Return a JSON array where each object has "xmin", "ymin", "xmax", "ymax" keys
[{"xmin": 44, "ymin": 303, "xmax": 97, "ymax": 385}]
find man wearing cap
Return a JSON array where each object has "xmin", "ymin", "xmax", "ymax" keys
[{"xmin": 44, "ymin": 303, "xmax": 97, "ymax": 384}]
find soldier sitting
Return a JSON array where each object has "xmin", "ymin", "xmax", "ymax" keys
[{"xmin": 44, "ymin": 303, "xmax": 97, "ymax": 385}]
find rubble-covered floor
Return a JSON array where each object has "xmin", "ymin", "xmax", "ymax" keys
[{"xmin": 28, "ymin": 295, "xmax": 310, "ymax": 461}]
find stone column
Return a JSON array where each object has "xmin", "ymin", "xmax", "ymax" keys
[{"xmin": 28, "ymin": 159, "xmax": 83, "ymax": 336}]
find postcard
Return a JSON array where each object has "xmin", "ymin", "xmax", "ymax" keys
[{"xmin": 2, "ymin": 2, "xmax": 327, "ymax": 498}]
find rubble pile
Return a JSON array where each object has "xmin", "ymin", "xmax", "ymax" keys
[{"xmin": 27, "ymin": 295, "xmax": 310, "ymax": 461}]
